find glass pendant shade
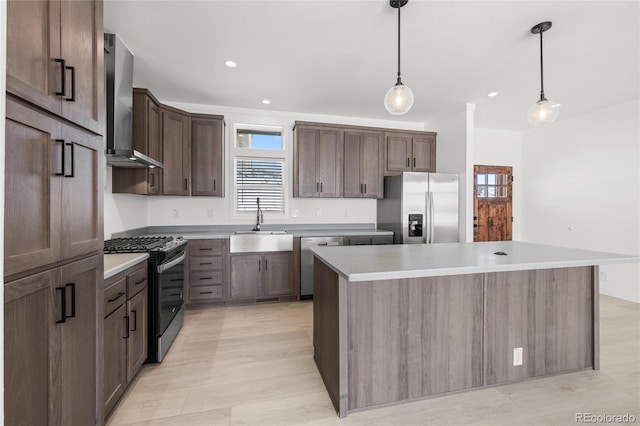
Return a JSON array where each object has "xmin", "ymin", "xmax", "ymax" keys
[
  {"xmin": 527, "ymin": 98, "xmax": 560, "ymax": 126},
  {"xmin": 384, "ymin": 83, "xmax": 414, "ymax": 115}
]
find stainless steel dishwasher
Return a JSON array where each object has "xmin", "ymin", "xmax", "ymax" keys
[{"xmin": 300, "ymin": 236, "xmax": 343, "ymax": 299}]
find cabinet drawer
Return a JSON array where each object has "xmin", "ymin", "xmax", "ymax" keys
[
  {"xmin": 189, "ymin": 285, "xmax": 223, "ymax": 301},
  {"xmin": 371, "ymin": 235, "xmax": 394, "ymax": 245},
  {"xmin": 189, "ymin": 239, "xmax": 224, "ymax": 256},
  {"xmin": 347, "ymin": 236, "xmax": 372, "ymax": 246},
  {"xmin": 104, "ymin": 277, "xmax": 127, "ymax": 317},
  {"xmin": 190, "ymin": 256, "xmax": 222, "ymax": 271},
  {"xmin": 190, "ymin": 270, "xmax": 223, "ymax": 286},
  {"xmin": 127, "ymin": 263, "xmax": 148, "ymax": 298}
]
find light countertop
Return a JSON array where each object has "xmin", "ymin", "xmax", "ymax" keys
[
  {"xmin": 104, "ymin": 253, "xmax": 149, "ymax": 280},
  {"xmin": 311, "ymin": 241, "xmax": 639, "ymax": 282},
  {"xmin": 144, "ymin": 229, "xmax": 393, "ymax": 239}
]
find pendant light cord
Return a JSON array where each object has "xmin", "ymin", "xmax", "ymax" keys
[
  {"xmin": 396, "ymin": 4, "xmax": 402, "ymax": 85},
  {"xmin": 539, "ymin": 30, "xmax": 545, "ymax": 101}
]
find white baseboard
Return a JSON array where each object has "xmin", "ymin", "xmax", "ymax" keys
[{"xmin": 600, "ymin": 285, "xmax": 640, "ymax": 303}]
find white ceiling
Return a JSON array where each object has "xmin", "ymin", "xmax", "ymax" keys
[{"xmin": 104, "ymin": 1, "xmax": 639, "ymax": 131}]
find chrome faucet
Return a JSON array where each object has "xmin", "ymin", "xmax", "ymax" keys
[{"xmin": 252, "ymin": 197, "xmax": 263, "ymax": 231}]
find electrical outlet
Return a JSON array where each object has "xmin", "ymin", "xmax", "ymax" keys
[
  {"xmin": 513, "ymin": 347, "xmax": 523, "ymax": 366},
  {"xmin": 599, "ymin": 271, "xmax": 608, "ymax": 282},
  {"xmin": 173, "ymin": 209, "xmax": 180, "ymax": 218},
  {"xmin": 291, "ymin": 209, "xmax": 299, "ymax": 218},
  {"xmin": 207, "ymin": 208, "xmax": 214, "ymax": 218},
  {"xmin": 316, "ymin": 210, "xmax": 322, "ymax": 217}
]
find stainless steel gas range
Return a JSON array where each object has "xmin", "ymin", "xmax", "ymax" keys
[{"xmin": 104, "ymin": 236, "xmax": 187, "ymax": 362}]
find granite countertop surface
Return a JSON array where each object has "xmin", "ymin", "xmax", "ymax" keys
[
  {"xmin": 104, "ymin": 253, "xmax": 149, "ymax": 280},
  {"xmin": 311, "ymin": 241, "xmax": 639, "ymax": 282}
]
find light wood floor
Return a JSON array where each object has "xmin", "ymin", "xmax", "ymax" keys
[{"xmin": 107, "ymin": 295, "xmax": 640, "ymax": 426}]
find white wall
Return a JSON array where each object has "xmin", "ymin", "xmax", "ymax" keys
[
  {"xmin": 1, "ymin": 0, "xmax": 7, "ymax": 420},
  {"xmin": 521, "ymin": 100, "xmax": 640, "ymax": 302},
  {"xmin": 104, "ymin": 102, "xmax": 426, "ymax": 237},
  {"xmin": 427, "ymin": 104, "xmax": 475, "ymax": 242},
  {"xmin": 474, "ymin": 128, "xmax": 523, "ymax": 240}
]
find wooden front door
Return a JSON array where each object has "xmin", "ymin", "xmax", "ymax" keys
[{"xmin": 473, "ymin": 165, "xmax": 513, "ymax": 242}]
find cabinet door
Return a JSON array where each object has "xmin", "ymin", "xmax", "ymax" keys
[
  {"xmin": 263, "ymin": 253, "xmax": 294, "ymax": 297},
  {"xmin": 4, "ymin": 270, "xmax": 57, "ymax": 426},
  {"xmin": 412, "ymin": 135, "xmax": 436, "ymax": 172},
  {"xmin": 361, "ymin": 132, "xmax": 383, "ymax": 198},
  {"xmin": 60, "ymin": 124, "xmax": 103, "ymax": 260},
  {"xmin": 6, "ymin": 0, "xmax": 61, "ymax": 114},
  {"xmin": 59, "ymin": 0, "xmax": 104, "ymax": 134},
  {"xmin": 103, "ymin": 304, "xmax": 127, "ymax": 418},
  {"xmin": 59, "ymin": 255, "xmax": 101, "ymax": 426},
  {"xmin": 127, "ymin": 288, "xmax": 148, "ymax": 382},
  {"xmin": 343, "ymin": 131, "xmax": 363, "ymax": 198},
  {"xmin": 294, "ymin": 126, "xmax": 319, "ymax": 197},
  {"xmin": 230, "ymin": 254, "xmax": 262, "ymax": 299},
  {"xmin": 162, "ymin": 109, "xmax": 190, "ymax": 195},
  {"xmin": 4, "ymin": 98, "xmax": 62, "ymax": 278},
  {"xmin": 317, "ymin": 128, "xmax": 342, "ymax": 198},
  {"xmin": 191, "ymin": 117, "xmax": 224, "ymax": 196},
  {"xmin": 385, "ymin": 133, "xmax": 412, "ymax": 175}
]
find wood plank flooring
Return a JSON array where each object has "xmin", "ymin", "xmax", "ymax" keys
[{"xmin": 107, "ymin": 295, "xmax": 639, "ymax": 426}]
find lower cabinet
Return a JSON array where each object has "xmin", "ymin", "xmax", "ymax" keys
[
  {"xmin": 4, "ymin": 255, "xmax": 102, "ymax": 426},
  {"xmin": 103, "ymin": 261, "xmax": 148, "ymax": 420},
  {"xmin": 229, "ymin": 252, "xmax": 294, "ymax": 301},
  {"xmin": 345, "ymin": 235, "xmax": 394, "ymax": 246},
  {"xmin": 187, "ymin": 239, "xmax": 227, "ymax": 305}
]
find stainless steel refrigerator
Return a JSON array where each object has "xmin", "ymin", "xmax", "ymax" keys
[{"xmin": 377, "ymin": 172, "xmax": 459, "ymax": 244}]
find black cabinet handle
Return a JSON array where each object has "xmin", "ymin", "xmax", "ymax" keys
[
  {"xmin": 200, "ymin": 291, "xmax": 213, "ymax": 295},
  {"xmin": 108, "ymin": 292, "xmax": 125, "ymax": 302},
  {"xmin": 64, "ymin": 143, "xmax": 74, "ymax": 178},
  {"xmin": 124, "ymin": 316, "xmax": 130, "ymax": 339},
  {"xmin": 320, "ymin": 182, "xmax": 323, "ymax": 193},
  {"xmin": 135, "ymin": 278, "xmax": 146, "ymax": 285},
  {"xmin": 199, "ymin": 277, "xmax": 213, "ymax": 280},
  {"xmin": 200, "ymin": 262, "xmax": 213, "ymax": 266},
  {"xmin": 184, "ymin": 178, "xmax": 188, "ymax": 190},
  {"xmin": 316, "ymin": 182, "xmax": 319, "ymax": 193},
  {"xmin": 56, "ymin": 286, "xmax": 67, "ymax": 324},
  {"xmin": 258, "ymin": 260, "xmax": 261, "ymax": 271},
  {"xmin": 65, "ymin": 283, "xmax": 76, "ymax": 319},
  {"xmin": 131, "ymin": 310, "xmax": 137, "ymax": 332},
  {"xmin": 413, "ymin": 158, "xmax": 416, "ymax": 168},
  {"xmin": 364, "ymin": 183, "xmax": 367, "ymax": 194},
  {"xmin": 150, "ymin": 172, "xmax": 155, "ymax": 188},
  {"xmin": 55, "ymin": 139, "xmax": 65, "ymax": 176},
  {"xmin": 54, "ymin": 58, "xmax": 66, "ymax": 96},
  {"xmin": 407, "ymin": 157, "xmax": 410, "ymax": 167},
  {"xmin": 213, "ymin": 179, "xmax": 216, "ymax": 191},
  {"xmin": 265, "ymin": 259, "xmax": 268, "ymax": 271},
  {"xmin": 65, "ymin": 65, "xmax": 76, "ymax": 102},
  {"xmin": 199, "ymin": 248, "xmax": 213, "ymax": 251}
]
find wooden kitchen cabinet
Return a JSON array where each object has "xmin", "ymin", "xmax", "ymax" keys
[
  {"xmin": 5, "ymin": 255, "xmax": 102, "ymax": 426},
  {"xmin": 162, "ymin": 107, "xmax": 191, "ymax": 195},
  {"xmin": 343, "ymin": 130, "xmax": 383, "ymax": 198},
  {"xmin": 191, "ymin": 115, "xmax": 225, "ymax": 196},
  {"xmin": 187, "ymin": 239, "xmax": 227, "ymax": 305},
  {"xmin": 6, "ymin": 0, "xmax": 104, "ymax": 135},
  {"xmin": 293, "ymin": 123, "xmax": 343, "ymax": 198},
  {"xmin": 4, "ymin": 97, "xmax": 103, "ymax": 279},
  {"xmin": 384, "ymin": 131, "xmax": 436, "ymax": 175},
  {"xmin": 229, "ymin": 252, "xmax": 294, "ymax": 301},
  {"xmin": 103, "ymin": 260, "xmax": 148, "ymax": 419},
  {"xmin": 112, "ymin": 88, "xmax": 163, "ymax": 195}
]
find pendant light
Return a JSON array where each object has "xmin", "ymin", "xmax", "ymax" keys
[
  {"xmin": 527, "ymin": 21, "xmax": 560, "ymax": 126},
  {"xmin": 384, "ymin": 0, "xmax": 414, "ymax": 115}
]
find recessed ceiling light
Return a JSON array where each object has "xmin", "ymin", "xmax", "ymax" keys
[
  {"xmin": 487, "ymin": 92, "xmax": 499, "ymax": 98},
  {"xmin": 225, "ymin": 60, "xmax": 237, "ymax": 68},
  {"xmin": 262, "ymin": 99, "xmax": 271, "ymax": 105}
]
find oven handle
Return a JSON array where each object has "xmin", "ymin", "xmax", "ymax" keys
[{"xmin": 157, "ymin": 251, "xmax": 187, "ymax": 274}]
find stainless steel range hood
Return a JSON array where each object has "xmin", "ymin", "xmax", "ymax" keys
[{"xmin": 104, "ymin": 33, "xmax": 163, "ymax": 169}]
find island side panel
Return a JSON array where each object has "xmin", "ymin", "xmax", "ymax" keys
[
  {"xmin": 592, "ymin": 266, "xmax": 600, "ymax": 370},
  {"xmin": 346, "ymin": 274, "xmax": 484, "ymax": 411},
  {"xmin": 484, "ymin": 266, "xmax": 594, "ymax": 386},
  {"xmin": 313, "ymin": 257, "xmax": 348, "ymax": 417}
]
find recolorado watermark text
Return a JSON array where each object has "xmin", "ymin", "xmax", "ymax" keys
[{"xmin": 576, "ymin": 413, "xmax": 637, "ymax": 423}]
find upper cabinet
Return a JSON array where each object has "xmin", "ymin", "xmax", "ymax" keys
[
  {"xmin": 161, "ymin": 107, "xmax": 191, "ymax": 196},
  {"xmin": 384, "ymin": 131, "xmax": 436, "ymax": 175},
  {"xmin": 191, "ymin": 114, "xmax": 225, "ymax": 197},
  {"xmin": 343, "ymin": 130, "xmax": 383, "ymax": 199},
  {"xmin": 293, "ymin": 123, "xmax": 343, "ymax": 198},
  {"xmin": 6, "ymin": 0, "xmax": 104, "ymax": 135}
]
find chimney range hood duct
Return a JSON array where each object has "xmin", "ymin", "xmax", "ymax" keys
[{"xmin": 104, "ymin": 33, "xmax": 164, "ymax": 169}]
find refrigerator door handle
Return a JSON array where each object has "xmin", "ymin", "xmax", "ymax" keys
[
  {"xmin": 425, "ymin": 192, "xmax": 431, "ymax": 244},
  {"xmin": 430, "ymin": 191, "xmax": 435, "ymax": 243}
]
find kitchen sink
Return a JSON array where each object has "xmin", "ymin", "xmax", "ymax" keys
[{"xmin": 230, "ymin": 231, "xmax": 293, "ymax": 253}]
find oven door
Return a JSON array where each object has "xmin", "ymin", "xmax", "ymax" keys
[{"xmin": 157, "ymin": 249, "xmax": 186, "ymax": 335}]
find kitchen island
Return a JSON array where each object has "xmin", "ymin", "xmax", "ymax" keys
[{"xmin": 311, "ymin": 241, "xmax": 638, "ymax": 417}]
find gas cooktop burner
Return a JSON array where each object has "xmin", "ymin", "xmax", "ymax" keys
[{"xmin": 104, "ymin": 236, "xmax": 185, "ymax": 253}]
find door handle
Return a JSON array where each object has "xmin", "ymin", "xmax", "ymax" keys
[
  {"xmin": 364, "ymin": 183, "xmax": 367, "ymax": 194},
  {"xmin": 64, "ymin": 142, "xmax": 75, "ymax": 178},
  {"xmin": 213, "ymin": 179, "xmax": 216, "ymax": 191},
  {"xmin": 265, "ymin": 259, "xmax": 268, "ymax": 271},
  {"xmin": 65, "ymin": 65, "xmax": 76, "ymax": 102},
  {"xmin": 131, "ymin": 310, "xmax": 137, "ymax": 332},
  {"xmin": 124, "ymin": 316, "xmax": 130, "ymax": 338},
  {"xmin": 55, "ymin": 139, "xmax": 65, "ymax": 176},
  {"xmin": 184, "ymin": 178, "xmax": 188, "ymax": 190},
  {"xmin": 150, "ymin": 172, "xmax": 155, "ymax": 188},
  {"xmin": 54, "ymin": 58, "xmax": 66, "ymax": 97},
  {"xmin": 65, "ymin": 283, "xmax": 76, "ymax": 319},
  {"xmin": 258, "ymin": 260, "xmax": 261, "ymax": 271},
  {"xmin": 320, "ymin": 182, "xmax": 323, "ymax": 193},
  {"xmin": 413, "ymin": 158, "xmax": 416, "ymax": 168},
  {"xmin": 406, "ymin": 157, "xmax": 410, "ymax": 167}
]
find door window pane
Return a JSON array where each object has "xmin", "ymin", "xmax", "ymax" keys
[
  {"xmin": 477, "ymin": 174, "xmax": 486, "ymax": 185},
  {"xmin": 487, "ymin": 174, "xmax": 496, "ymax": 185},
  {"xmin": 477, "ymin": 186, "xmax": 487, "ymax": 197},
  {"xmin": 488, "ymin": 186, "xmax": 496, "ymax": 198}
]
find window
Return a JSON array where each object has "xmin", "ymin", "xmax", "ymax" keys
[
  {"xmin": 476, "ymin": 173, "xmax": 509, "ymax": 198},
  {"xmin": 233, "ymin": 126, "xmax": 285, "ymax": 214}
]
